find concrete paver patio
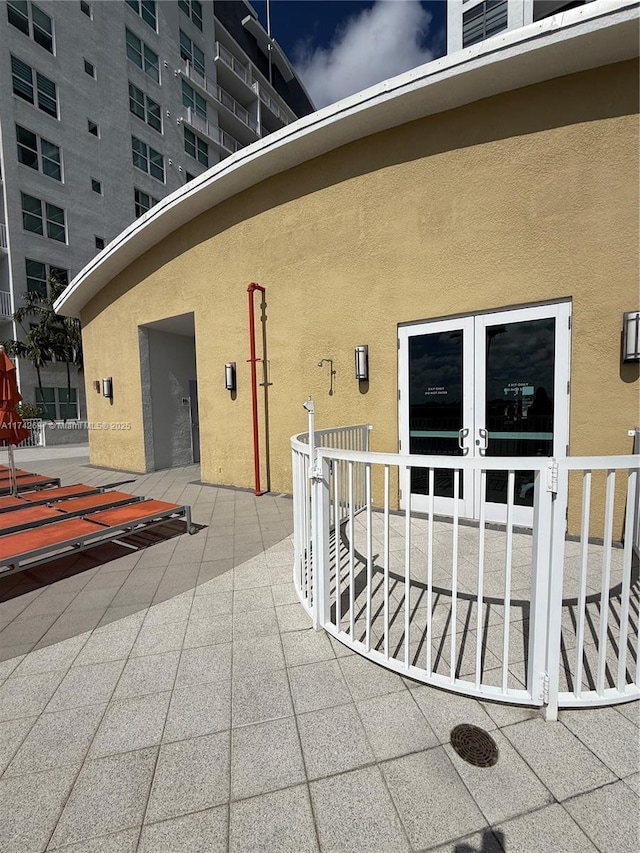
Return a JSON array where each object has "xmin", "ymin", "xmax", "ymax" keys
[{"xmin": 0, "ymin": 451, "xmax": 638, "ymax": 852}]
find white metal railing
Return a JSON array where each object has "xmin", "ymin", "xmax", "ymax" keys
[
  {"xmin": 214, "ymin": 42, "xmax": 255, "ymax": 87},
  {"xmin": 20, "ymin": 418, "xmax": 45, "ymax": 447},
  {"xmin": 0, "ymin": 223, "xmax": 7, "ymax": 251},
  {"xmin": 292, "ymin": 405, "xmax": 640, "ymax": 718},
  {"xmin": 0, "ymin": 290, "xmax": 11, "ymax": 318},
  {"xmin": 258, "ymin": 87, "xmax": 290, "ymax": 126},
  {"xmin": 183, "ymin": 109, "xmax": 242, "ymax": 155},
  {"xmin": 634, "ymin": 428, "xmax": 640, "ymax": 554},
  {"xmin": 182, "ymin": 61, "xmax": 259, "ymax": 135}
]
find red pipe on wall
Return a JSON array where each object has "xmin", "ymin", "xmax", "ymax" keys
[{"xmin": 247, "ymin": 282, "xmax": 265, "ymax": 496}]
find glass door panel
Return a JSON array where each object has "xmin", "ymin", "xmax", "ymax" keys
[{"xmin": 484, "ymin": 317, "xmax": 555, "ymax": 507}]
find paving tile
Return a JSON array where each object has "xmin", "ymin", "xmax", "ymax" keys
[
  {"xmin": 232, "ymin": 668, "xmax": 293, "ymax": 727},
  {"xmin": 146, "ymin": 731, "xmax": 230, "ymax": 823},
  {"xmin": 356, "ymin": 690, "xmax": 438, "ymax": 760},
  {"xmin": 195, "ymin": 566, "xmax": 234, "ymax": 594},
  {"xmin": 90, "ymin": 691, "xmax": 171, "ymax": 758},
  {"xmin": 328, "ymin": 635, "xmax": 356, "ymax": 658},
  {"xmin": 339, "ymin": 653, "xmax": 407, "ymax": 702},
  {"xmin": 183, "ymin": 614, "xmax": 233, "ymax": 649},
  {"xmin": 73, "ymin": 613, "xmax": 146, "ymax": 666},
  {"xmin": 0, "ymin": 669, "xmax": 66, "ymax": 721},
  {"xmin": 175, "ymin": 643, "xmax": 232, "ymax": 688},
  {"xmin": 427, "ymin": 827, "xmax": 506, "ymax": 853},
  {"xmin": 275, "ymin": 600, "xmax": 314, "ymax": 633},
  {"xmin": 189, "ymin": 592, "xmax": 234, "ymax": 620},
  {"xmin": 163, "ymin": 679, "xmax": 231, "ymax": 742},
  {"xmin": 615, "ymin": 699, "xmax": 640, "ymax": 728},
  {"xmin": 271, "ymin": 581, "xmax": 298, "ymax": 606},
  {"xmin": 233, "ymin": 586, "xmax": 274, "ymax": 612},
  {"xmin": 444, "ymin": 729, "xmax": 553, "ymax": 824},
  {"xmin": 112, "ymin": 651, "xmax": 180, "ymax": 701},
  {"xmin": 382, "ymin": 748, "xmax": 487, "ymax": 848},
  {"xmin": 232, "ymin": 608, "xmax": 280, "ymax": 640},
  {"xmin": 49, "ymin": 827, "xmax": 140, "ymax": 851},
  {"xmin": 231, "ymin": 716, "xmax": 305, "ymax": 799},
  {"xmin": 47, "ymin": 660, "xmax": 126, "ymax": 713},
  {"xmin": 0, "ymin": 613, "xmax": 60, "ymax": 648},
  {"xmin": 0, "ymin": 654, "xmax": 25, "ymax": 683},
  {"xmin": 139, "ymin": 806, "xmax": 228, "ymax": 853},
  {"xmin": 232, "ymin": 634, "xmax": 285, "ymax": 677},
  {"xmin": 311, "ymin": 765, "xmax": 410, "ymax": 853},
  {"xmin": 37, "ymin": 609, "xmax": 107, "ymax": 647},
  {"xmin": 495, "ymin": 803, "xmax": 598, "ymax": 852},
  {"xmin": 288, "ymin": 659, "xmax": 352, "ymax": 714},
  {"xmin": 232, "ymin": 562, "xmax": 270, "ymax": 590},
  {"xmin": 623, "ymin": 771, "xmax": 640, "ymax": 795},
  {"xmin": 297, "ymin": 702, "xmax": 375, "ymax": 780},
  {"xmin": 0, "ymin": 765, "xmax": 78, "ymax": 853},
  {"xmin": 50, "ymin": 747, "xmax": 157, "ymax": 848},
  {"xmin": 502, "ymin": 717, "xmax": 617, "ymax": 800},
  {"xmin": 478, "ymin": 699, "xmax": 540, "ymax": 728},
  {"xmin": 12, "ymin": 634, "xmax": 90, "ymax": 678},
  {"xmin": 410, "ymin": 685, "xmax": 497, "ymax": 743},
  {"xmin": 563, "ymin": 780, "xmax": 640, "ymax": 852},
  {"xmin": 144, "ymin": 593, "xmax": 193, "ymax": 627},
  {"xmin": 130, "ymin": 620, "xmax": 187, "ymax": 658},
  {"xmin": 560, "ymin": 706, "xmax": 640, "ymax": 778},
  {"xmin": 281, "ymin": 628, "xmax": 335, "ymax": 668},
  {"xmin": 5, "ymin": 702, "xmax": 106, "ymax": 776},
  {"xmin": 0, "ymin": 715, "xmax": 37, "ymax": 775},
  {"xmin": 229, "ymin": 785, "xmax": 318, "ymax": 853}
]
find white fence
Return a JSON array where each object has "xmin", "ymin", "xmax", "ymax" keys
[
  {"xmin": 19, "ymin": 418, "xmax": 45, "ymax": 448},
  {"xmin": 292, "ymin": 413, "xmax": 640, "ymax": 718}
]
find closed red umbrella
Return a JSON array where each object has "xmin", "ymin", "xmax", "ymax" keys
[{"xmin": 0, "ymin": 345, "xmax": 30, "ymax": 496}]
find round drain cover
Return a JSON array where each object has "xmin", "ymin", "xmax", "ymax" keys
[{"xmin": 450, "ymin": 724, "xmax": 499, "ymax": 767}]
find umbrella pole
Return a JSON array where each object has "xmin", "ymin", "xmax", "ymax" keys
[{"xmin": 8, "ymin": 443, "xmax": 17, "ymax": 497}]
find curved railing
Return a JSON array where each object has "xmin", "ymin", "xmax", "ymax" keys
[{"xmin": 292, "ymin": 419, "xmax": 640, "ymax": 719}]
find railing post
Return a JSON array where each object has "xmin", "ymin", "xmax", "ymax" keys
[
  {"xmin": 544, "ymin": 460, "xmax": 568, "ymax": 721},
  {"xmin": 528, "ymin": 466, "xmax": 553, "ymax": 709},
  {"xmin": 313, "ymin": 454, "xmax": 331, "ymax": 631}
]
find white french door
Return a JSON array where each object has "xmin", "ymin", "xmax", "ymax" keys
[{"xmin": 398, "ymin": 302, "xmax": 571, "ymax": 526}]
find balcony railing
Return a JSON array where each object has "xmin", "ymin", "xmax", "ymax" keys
[
  {"xmin": 183, "ymin": 109, "xmax": 242, "ymax": 155},
  {"xmin": 258, "ymin": 88, "xmax": 291, "ymax": 126},
  {"xmin": 182, "ymin": 61, "xmax": 259, "ymax": 135},
  {"xmin": 0, "ymin": 290, "xmax": 12, "ymax": 318},
  {"xmin": 214, "ymin": 41, "xmax": 255, "ymax": 88},
  {"xmin": 0, "ymin": 223, "xmax": 7, "ymax": 251}
]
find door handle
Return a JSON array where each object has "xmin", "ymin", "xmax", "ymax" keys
[
  {"xmin": 477, "ymin": 427, "xmax": 488, "ymax": 457},
  {"xmin": 458, "ymin": 428, "xmax": 469, "ymax": 455}
]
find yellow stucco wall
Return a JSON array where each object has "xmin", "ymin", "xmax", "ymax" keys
[{"xmin": 81, "ymin": 60, "xmax": 639, "ymax": 530}]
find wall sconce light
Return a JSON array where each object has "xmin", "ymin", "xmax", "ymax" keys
[
  {"xmin": 355, "ymin": 345, "xmax": 369, "ymax": 381},
  {"xmin": 225, "ymin": 362, "xmax": 236, "ymax": 391},
  {"xmin": 622, "ymin": 311, "xmax": 640, "ymax": 362},
  {"xmin": 102, "ymin": 377, "xmax": 113, "ymax": 399}
]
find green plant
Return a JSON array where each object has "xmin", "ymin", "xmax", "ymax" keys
[{"xmin": 15, "ymin": 401, "xmax": 45, "ymax": 419}]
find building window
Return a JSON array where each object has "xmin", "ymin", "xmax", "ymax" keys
[
  {"xmin": 125, "ymin": 0, "xmax": 157, "ymax": 31},
  {"xmin": 21, "ymin": 193, "xmax": 66, "ymax": 242},
  {"xmin": 91, "ymin": 177, "xmax": 102, "ymax": 194},
  {"xmin": 84, "ymin": 58, "xmax": 96, "ymax": 78},
  {"xmin": 185, "ymin": 171, "xmax": 195, "ymax": 182},
  {"xmin": 179, "ymin": 30, "xmax": 204, "ymax": 76},
  {"xmin": 7, "ymin": 2, "xmax": 54, "ymax": 53},
  {"xmin": 131, "ymin": 135, "xmax": 164, "ymax": 181},
  {"xmin": 462, "ymin": 0, "xmax": 508, "ymax": 48},
  {"xmin": 25, "ymin": 259, "xmax": 68, "ymax": 297},
  {"xmin": 178, "ymin": 0, "xmax": 202, "ymax": 31},
  {"xmin": 11, "ymin": 55, "xmax": 58, "ymax": 118},
  {"xmin": 128, "ymin": 82, "xmax": 162, "ymax": 132},
  {"xmin": 134, "ymin": 188, "xmax": 158, "ymax": 218},
  {"xmin": 125, "ymin": 28, "xmax": 159, "ymax": 82},
  {"xmin": 80, "ymin": 1, "xmax": 92, "ymax": 18},
  {"xmin": 184, "ymin": 127, "xmax": 208, "ymax": 167},
  {"xmin": 16, "ymin": 125, "xmax": 62, "ymax": 181},
  {"xmin": 88, "ymin": 119, "xmax": 100, "ymax": 136},
  {"xmin": 36, "ymin": 387, "xmax": 79, "ymax": 420},
  {"xmin": 95, "ymin": 236, "xmax": 105, "ymax": 250},
  {"xmin": 182, "ymin": 80, "xmax": 206, "ymax": 119}
]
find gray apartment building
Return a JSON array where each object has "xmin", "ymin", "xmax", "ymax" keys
[{"xmin": 0, "ymin": 0, "xmax": 314, "ymax": 419}]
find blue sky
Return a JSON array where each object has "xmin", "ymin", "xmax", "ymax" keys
[{"xmin": 250, "ymin": 1, "xmax": 447, "ymax": 108}]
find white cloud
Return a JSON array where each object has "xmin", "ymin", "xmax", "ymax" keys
[{"xmin": 294, "ymin": 1, "xmax": 437, "ymax": 109}]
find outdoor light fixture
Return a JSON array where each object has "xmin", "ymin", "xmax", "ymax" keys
[
  {"xmin": 355, "ymin": 345, "xmax": 369, "ymax": 381},
  {"xmin": 622, "ymin": 311, "xmax": 640, "ymax": 362},
  {"xmin": 102, "ymin": 377, "xmax": 113, "ymax": 399},
  {"xmin": 225, "ymin": 362, "xmax": 236, "ymax": 391}
]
